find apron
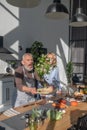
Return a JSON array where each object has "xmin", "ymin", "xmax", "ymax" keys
[{"xmin": 14, "ymin": 67, "xmax": 36, "ymax": 107}]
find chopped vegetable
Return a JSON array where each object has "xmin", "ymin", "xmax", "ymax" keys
[{"xmin": 47, "ymin": 109, "xmax": 63, "ymax": 120}]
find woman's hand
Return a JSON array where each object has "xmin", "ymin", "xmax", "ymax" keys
[
  {"xmin": 56, "ymin": 90, "xmax": 62, "ymax": 95},
  {"xmin": 46, "ymin": 85, "xmax": 54, "ymax": 93}
]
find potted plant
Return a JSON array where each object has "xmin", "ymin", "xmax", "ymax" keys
[
  {"xmin": 26, "ymin": 41, "xmax": 47, "ymax": 64},
  {"xmin": 66, "ymin": 61, "xmax": 74, "ymax": 96},
  {"xmin": 34, "ymin": 54, "xmax": 51, "ymax": 88},
  {"xmin": 66, "ymin": 61, "xmax": 73, "ymax": 84},
  {"xmin": 34, "ymin": 54, "xmax": 50, "ymax": 79}
]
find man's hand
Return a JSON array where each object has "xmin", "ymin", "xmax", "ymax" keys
[{"xmin": 30, "ymin": 87, "xmax": 37, "ymax": 94}]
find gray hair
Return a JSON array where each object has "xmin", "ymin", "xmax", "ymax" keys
[{"xmin": 22, "ymin": 53, "xmax": 33, "ymax": 60}]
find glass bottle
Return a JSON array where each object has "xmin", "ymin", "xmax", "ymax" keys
[
  {"xmin": 35, "ymin": 117, "xmax": 42, "ymax": 129},
  {"xmin": 29, "ymin": 119, "xmax": 37, "ymax": 130},
  {"xmin": 25, "ymin": 114, "xmax": 30, "ymax": 128}
]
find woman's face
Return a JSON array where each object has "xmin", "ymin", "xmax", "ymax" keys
[{"xmin": 47, "ymin": 54, "xmax": 54, "ymax": 65}]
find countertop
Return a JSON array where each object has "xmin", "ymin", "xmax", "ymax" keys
[{"xmin": 0, "ymin": 99, "xmax": 87, "ymax": 130}]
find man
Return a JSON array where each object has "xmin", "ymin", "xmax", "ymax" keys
[{"xmin": 12, "ymin": 53, "xmax": 40, "ymax": 107}]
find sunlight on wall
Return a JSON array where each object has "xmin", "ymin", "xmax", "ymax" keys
[
  {"xmin": 10, "ymin": 40, "xmax": 19, "ymax": 59},
  {"xmin": 60, "ymin": 38, "xmax": 69, "ymax": 63},
  {"xmin": 56, "ymin": 38, "xmax": 69, "ymax": 85},
  {"xmin": 0, "ymin": 0, "xmax": 19, "ymax": 36},
  {"xmin": 0, "ymin": 60, "xmax": 7, "ymax": 73}
]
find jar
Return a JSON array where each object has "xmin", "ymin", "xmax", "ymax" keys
[
  {"xmin": 29, "ymin": 119, "xmax": 37, "ymax": 130},
  {"xmin": 36, "ymin": 117, "xmax": 42, "ymax": 129},
  {"xmin": 25, "ymin": 114, "xmax": 30, "ymax": 127},
  {"xmin": 79, "ymin": 87, "xmax": 84, "ymax": 94}
]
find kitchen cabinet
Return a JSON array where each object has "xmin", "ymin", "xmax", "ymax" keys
[{"xmin": 0, "ymin": 76, "xmax": 14, "ymax": 112}]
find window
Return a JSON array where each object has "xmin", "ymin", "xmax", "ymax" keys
[{"xmin": 69, "ymin": 0, "xmax": 87, "ymax": 82}]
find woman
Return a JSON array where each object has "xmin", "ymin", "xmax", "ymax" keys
[{"xmin": 43, "ymin": 52, "xmax": 62, "ymax": 94}]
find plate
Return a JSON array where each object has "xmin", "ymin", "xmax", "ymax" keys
[{"xmin": 37, "ymin": 88, "xmax": 56, "ymax": 95}]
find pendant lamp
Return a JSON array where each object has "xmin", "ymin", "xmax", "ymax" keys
[
  {"xmin": 45, "ymin": 0, "xmax": 69, "ymax": 19},
  {"xmin": 6, "ymin": 0, "xmax": 41, "ymax": 8},
  {"xmin": 70, "ymin": 0, "xmax": 87, "ymax": 27}
]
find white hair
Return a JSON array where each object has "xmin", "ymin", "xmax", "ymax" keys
[{"xmin": 22, "ymin": 53, "xmax": 33, "ymax": 60}]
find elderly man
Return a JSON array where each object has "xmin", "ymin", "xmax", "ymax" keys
[{"xmin": 12, "ymin": 53, "xmax": 40, "ymax": 107}]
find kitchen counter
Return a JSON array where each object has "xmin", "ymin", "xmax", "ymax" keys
[{"xmin": 0, "ymin": 99, "xmax": 87, "ymax": 130}]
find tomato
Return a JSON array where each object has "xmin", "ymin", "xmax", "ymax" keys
[
  {"xmin": 60, "ymin": 99, "xmax": 66, "ymax": 104},
  {"xmin": 57, "ymin": 102, "xmax": 66, "ymax": 109},
  {"xmin": 52, "ymin": 103, "xmax": 57, "ymax": 107},
  {"xmin": 70, "ymin": 101, "xmax": 78, "ymax": 106}
]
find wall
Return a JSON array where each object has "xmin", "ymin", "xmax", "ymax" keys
[{"xmin": 0, "ymin": 0, "xmax": 69, "ymax": 86}]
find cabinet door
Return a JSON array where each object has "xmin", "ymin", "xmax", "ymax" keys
[
  {"xmin": 2, "ymin": 82, "xmax": 14, "ymax": 105},
  {"xmin": 0, "ymin": 82, "xmax": 3, "ymax": 105}
]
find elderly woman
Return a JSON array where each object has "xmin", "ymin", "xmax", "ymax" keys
[
  {"xmin": 43, "ymin": 52, "xmax": 62, "ymax": 94},
  {"xmin": 38, "ymin": 52, "xmax": 62, "ymax": 95}
]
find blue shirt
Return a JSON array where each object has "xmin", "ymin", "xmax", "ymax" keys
[{"xmin": 43, "ymin": 66, "xmax": 61, "ymax": 90}]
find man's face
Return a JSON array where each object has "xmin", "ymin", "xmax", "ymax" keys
[{"xmin": 22, "ymin": 55, "xmax": 34, "ymax": 71}]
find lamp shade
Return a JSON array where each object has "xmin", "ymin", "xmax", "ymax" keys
[
  {"xmin": 45, "ymin": 0, "xmax": 69, "ymax": 19},
  {"xmin": 70, "ymin": 8, "xmax": 87, "ymax": 27},
  {"xmin": 6, "ymin": 0, "xmax": 41, "ymax": 8}
]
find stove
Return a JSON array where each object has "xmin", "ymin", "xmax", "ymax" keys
[{"xmin": 0, "ymin": 74, "xmax": 13, "ymax": 78}]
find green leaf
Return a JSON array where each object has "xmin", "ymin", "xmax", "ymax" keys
[{"xmin": 34, "ymin": 54, "xmax": 51, "ymax": 78}]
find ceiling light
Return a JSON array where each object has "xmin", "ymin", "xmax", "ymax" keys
[
  {"xmin": 70, "ymin": 0, "xmax": 87, "ymax": 27},
  {"xmin": 45, "ymin": 0, "xmax": 69, "ymax": 20},
  {"xmin": 6, "ymin": 0, "xmax": 41, "ymax": 8}
]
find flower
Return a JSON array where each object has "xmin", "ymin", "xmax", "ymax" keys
[{"xmin": 34, "ymin": 54, "xmax": 51, "ymax": 79}]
